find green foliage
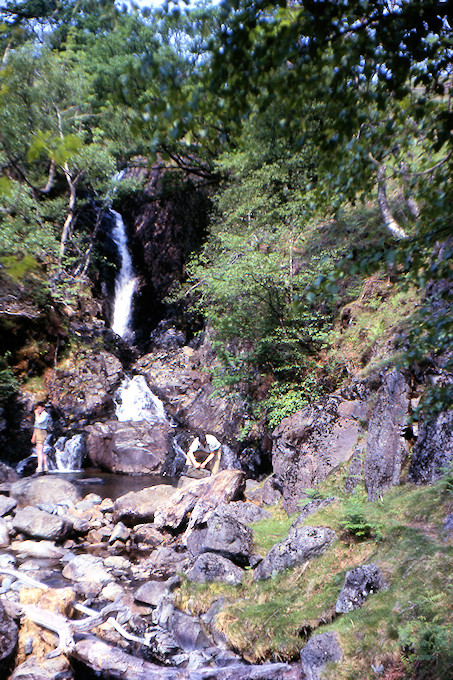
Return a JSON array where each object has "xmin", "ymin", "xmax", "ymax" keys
[
  {"xmin": 339, "ymin": 490, "xmax": 382, "ymax": 542},
  {"xmin": 0, "ymin": 354, "xmax": 19, "ymax": 403}
]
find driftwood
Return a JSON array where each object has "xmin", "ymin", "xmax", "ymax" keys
[{"xmin": 72, "ymin": 638, "xmax": 301, "ymax": 680}]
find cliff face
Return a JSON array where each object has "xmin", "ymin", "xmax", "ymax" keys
[{"xmin": 117, "ymin": 170, "xmax": 211, "ymax": 351}]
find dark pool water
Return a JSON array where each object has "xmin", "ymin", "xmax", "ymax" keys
[{"xmin": 50, "ymin": 468, "xmax": 178, "ymax": 501}]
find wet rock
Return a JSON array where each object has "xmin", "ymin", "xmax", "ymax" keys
[
  {"xmin": 12, "ymin": 506, "xmax": 70, "ymax": 541},
  {"xmin": 10, "ymin": 540, "xmax": 67, "ymax": 560},
  {"xmin": 0, "ymin": 598, "xmax": 18, "ymax": 676},
  {"xmin": 186, "ymin": 552, "xmax": 245, "ymax": 585},
  {"xmin": 186, "ymin": 513, "xmax": 253, "ymax": 566},
  {"xmin": 272, "ymin": 397, "xmax": 366, "ymax": 513},
  {"xmin": 86, "ymin": 420, "xmax": 173, "ymax": 474},
  {"xmin": 0, "ymin": 496, "xmax": 16, "ymax": 516},
  {"xmin": 300, "ymin": 631, "xmax": 342, "ymax": 680},
  {"xmin": 253, "ymin": 526, "xmax": 336, "ymax": 582},
  {"xmin": 62, "ymin": 554, "xmax": 111, "ymax": 588},
  {"xmin": 335, "ymin": 563, "xmax": 385, "ymax": 614},
  {"xmin": 9, "ymin": 477, "xmax": 81, "ymax": 508},
  {"xmin": 409, "ymin": 408, "xmax": 453, "ymax": 484},
  {"xmin": 364, "ymin": 370, "xmax": 410, "ymax": 500},
  {"xmin": 113, "ymin": 485, "xmax": 177, "ymax": 526},
  {"xmin": 154, "ymin": 470, "xmax": 245, "ymax": 532}
]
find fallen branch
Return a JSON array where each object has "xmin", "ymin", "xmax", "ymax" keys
[{"xmin": 72, "ymin": 637, "xmax": 300, "ymax": 680}]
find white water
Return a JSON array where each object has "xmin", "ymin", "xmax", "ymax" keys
[
  {"xmin": 115, "ymin": 375, "xmax": 169, "ymax": 424},
  {"xmin": 54, "ymin": 434, "xmax": 86, "ymax": 471},
  {"xmin": 111, "ymin": 209, "xmax": 137, "ymax": 341}
]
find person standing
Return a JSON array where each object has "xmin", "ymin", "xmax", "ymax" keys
[
  {"xmin": 31, "ymin": 401, "xmax": 51, "ymax": 474},
  {"xmin": 186, "ymin": 432, "xmax": 222, "ymax": 475}
]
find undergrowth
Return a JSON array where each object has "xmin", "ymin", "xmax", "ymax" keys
[{"xmin": 176, "ymin": 471, "xmax": 453, "ymax": 678}]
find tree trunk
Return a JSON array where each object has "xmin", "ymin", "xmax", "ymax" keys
[{"xmin": 376, "ymin": 166, "xmax": 408, "ymax": 240}]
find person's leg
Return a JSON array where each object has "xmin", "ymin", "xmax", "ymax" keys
[{"xmin": 36, "ymin": 442, "xmax": 44, "ymax": 472}]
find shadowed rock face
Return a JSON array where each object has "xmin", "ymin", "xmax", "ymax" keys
[
  {"xmin": 272, "ymin": 397, "xmax": 367, "ymax": 514},
  {"xmin": 364, "ymin": 370, "xmax": 410, "ymax": 500},
  {"xmin": 119, "ymin": 177, "xmax": 211, "ymax": 351}
]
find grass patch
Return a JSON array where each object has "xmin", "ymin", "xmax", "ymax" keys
[{"xmin": 176, "ymin": 473, "xmax": 453, "ymax": 677}]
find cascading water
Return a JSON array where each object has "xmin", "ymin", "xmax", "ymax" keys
[
  {"xmin": 110, "ymin": 209, "xmax": 137, "ymax": 342},
  {"xmin": 115, "ymin": 375, "xmax": 170, "ymax": 425}
]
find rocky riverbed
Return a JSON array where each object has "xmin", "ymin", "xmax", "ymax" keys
[{"xmin": 0, "ymin": 466, "xmax": 332, "ymax": 680}]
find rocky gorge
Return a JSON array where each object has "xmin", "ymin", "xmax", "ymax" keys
[{"xmin": 0, "ymin": 171, "xmax": 452, "ymax": 680}]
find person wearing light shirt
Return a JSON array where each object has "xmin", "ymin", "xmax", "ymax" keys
[
  {"xmin": 186, "ymin": 432, "xmax": 222, "ymax": 475},
  {"xmin": 31, "ymin": 402, "xmax": 51, "ymax": 474}
]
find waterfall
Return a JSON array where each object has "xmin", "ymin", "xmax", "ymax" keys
[
  {"xmin": 110, "ymin": 209, "xmax": 137, "ymax": 342},
  {"xmin": 54, "ymin": 434, "xmax": 86, "ymax": 471},
  {"xmin": 115, "ymin": 375, "xmax": 170, "ymax": 425}
]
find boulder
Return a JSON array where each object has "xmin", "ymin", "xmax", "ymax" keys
[
  {"xmin": 253, "ymin": 526, "xmax": 336, "ymax": 582},
  {"xmin": 12, "ymin": 506, "xmax": 70, "ymax": 541},
  {"xmin": 134, "ymin": 344, "xmax": 244, "ymax": 443},
  {"xmin": 364, "ymin": 370, "xmax": 410, "ymax": 500},
  {"xmin": 272, "ymin": 397, "xmax": 367, "ymax": 513},
  {"xmin": 154, "ymin": 470, "xmax": 245, "ymax": 532},
  {"xmin": 186, "ymin": 513, "xmax": 254, "ymax": 566},
  {"xmin": 10, "ymin": 539, "xmax": 67, "ymax": 560},
  {"xmin": 86, "ymin": 420, "xmax": 174, "ymax": 474},
  {"xmin": 9, "ymin": 477, "xmax": 81, "ymax": 508},
  {"xmin": 335, "ymin": 563, "xmax": 385, "ymax": 614},
  {"xmin": 300, "ymin": 632, "xmax": 342, "ymax": 680},
  {"xmin": 0, "ymin": 462, "xmax": 19, "ymax": 484},
  {"xmin": 134, "ymin": 576, "xmax": 179, "ymax": 607},
  {"xmin": 168, "ymin": 610, "xmax": 211, "ymax": 652},
  {"xmin": 213, "ymin": 501, "xmax": 272, "ymax": 525},
  {"xmin": 62, "ymin": 554, "xmax": 111, "ymax": 587},
  {"xmin": 0, "ymin": 599, "xmax": 18, "ymax": 678},
  {"xmin": 113, "ymin": 485, "xmax": 178, "ymax": 526},
  {"xmin": 0, "ymin": 518, "xmax": 10, "ymax": 547},
  {"xmin": 186, "ymin": 553, "xmax": 245, "ymax": 585},
  {"xmin": 409, "ymin": 408, "xmax": 453, "ymax": 484},
  {"xmin": 44, "ymin": 350, "xmax": 124, "ymax": 425},
  {"xmin": 0, "ymin": 496, "xmax": 17, "ymax": 516}
]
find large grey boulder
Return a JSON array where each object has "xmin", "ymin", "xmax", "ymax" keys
[
  {"xmin": 45, "ymin": 350, "xmax": 124, "ymax": 425},
  {"xmin": 186, "ymin": 512, "xmax": 254, "ymax": 566},
  {"xmin": 0, "ymin": 496, "xmax": 16, "ymax": 516},
  {"xmin": 272, "ymin": 397, "xmax": 367, "ymax": 514},
  {"xmin": 9, "ymin": 477, "xmax": 81, "ymax": 507},
  {"xmin": 154, "ymin": 470, "xmax": 245, "ymax": 532},
  {"xmin": 62, "ymin": 554, "xmax": 111, "ymax": 587},
  {"xmin": 186, "ymin": 553, "xmax": 245, "ymax": 585},
  {"xmin": 253, "ymin": 526, "xmax": 336, "ymax": 581},
  {"xmin": 364, "ymin": 370, "xmax": 410, "ymax": 500},
  {"xmin": 300, "ymin": 632, "xmax": 342, "ymax": 680},
  {"xmin": 12, "ymin": 506, "xmax": 70, "ymax": 541},
  {"xmin": 113, "ymin": 485, "xmax": 178, "ymax": 525},
  {"xmin": 86, "ymin": 420, "xmax": 174, "ymax": 474},
  {"xmin": 335, "ymin": 563, "xmax": 385, "ymax": 614},
  {"xmin": 409, "ymin": 408, "xmax": 453, "ymax": 484}
]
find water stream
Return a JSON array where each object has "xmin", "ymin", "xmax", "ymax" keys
[{"xmin": 110, "ymin": 209, "xmax": 137, "ymax": 342}]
